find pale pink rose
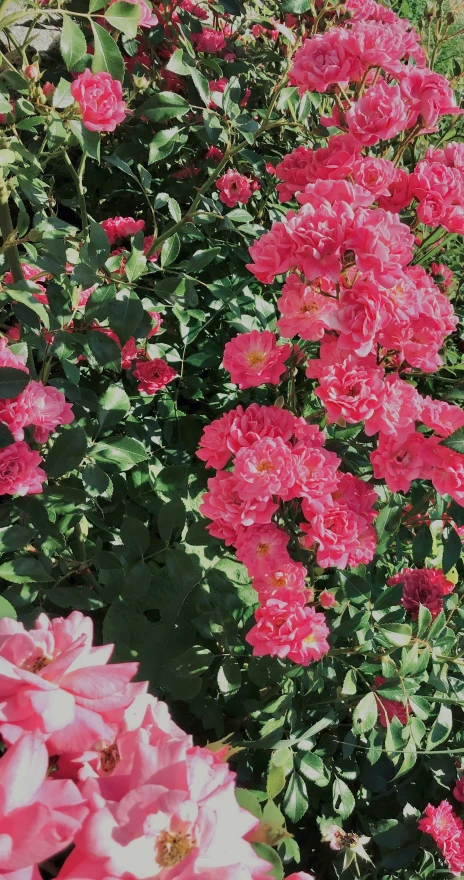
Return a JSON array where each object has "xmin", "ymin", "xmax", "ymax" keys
[
  {"xmin": 289, "ymin": 28, "xmax": 361, "ymax": 94},
  {"xmin": 191, "ymin": 28, "xmax": 226, "ymax": 53},
  {"xmin": 399, "ymin": 67, "xmax": 462, "ymax": 129},
  {"xmin": 19, "ymin": 381, "xmax": 74, "ymax": 443},
  {"xmin": 101, "ymin": 216, "xmax": 145, "ymax": 245},
  {"xmin": 246, "ymin": 222, "xmax": 296, "ymax": 284},
  {"xmin": 235, "ymin": 523, "xmax": 290, "ymax": 577},
  {"xmin": 374, "ymin": 676, "xmax": 408, "ymax": 727},
  {"xmin": 216, "ymin": 169, "xmax": 253, "ymax": 207},
  {"xmin": 71, "ymin": 69, "xmax": 127, "ymax": 132},
  {"xmin": 347, "ymin": 208, "xmax": 414, "ymax": 287},
  {"xmin": 233, "ymin": 436, "xmax": 296, "ymax": 502},
  {"xmin": 0, "ymin": 337, "xmax": 28, "ymax": 372},
  {"xmin": 223, "ymin": 330, "xmax": 291, "ymax": 389},
  {"xmin": 420, "ymin": 396, "xmax": 464, "ymax": 438},
  {"xmin": 0, "ymin": 733, "xmax": 87, "ymax": 873},
  {"xmin": 364, "ymin": 375, "xmax": 422, "ymax": 439},
  {"xmin": 319, "ymin": 590, "xmax": 337, "ymax": 609},
  {"xmin": 58, "ymin": 713, "xmax": 271, "ymax": 880},
  {"xmin": 200, "ymin": 470, "xmax": 277, "ymax": 546},
  {"xmin": 0, "ymin": 441, "xmax": 46, "ymax": 496},
  {"xmin": 133, "ymin": 358, "xmax": 177, "ymax": 395},
  {"xmin": 246, "ymin": 589, "xmax": 330, "ymax": 665},
  {"xmin": 277, "ymin": 274, "xmax": 338, "ymax": 341},
  {"xmin": 314, "ymin": 355, "xmax": 385, "ymax": 425},
  {"xmin": 370, "ymin": 431, "xmax": 431, "ymax": 493},
  {"xmin": 253, "ymin": 561, "xmax": 307, "ymax": 598},
  {"xmin": 346, "ymin": 80, "xmax": 409, "ymax": 146},
  {"xmin": 0, "ymin": 611, "xmax": 144, "ymax": 755}
]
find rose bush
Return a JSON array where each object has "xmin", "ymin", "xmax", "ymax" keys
[{"xmin": 0, "ymin": 0, "xmax": 464, "ymax": 877}]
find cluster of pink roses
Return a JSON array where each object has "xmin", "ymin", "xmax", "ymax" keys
[
  {"xmin": 0, "ymin": 610, "xmax": 316, "ymax": 880},
  {"xmin": 0, "ymin": 338, "xmax": 74, "ymax": 496},
  {"xmin": 420, "ymin": 801, "xmax": 464, "ymax": 876},
  {"xmin": 197, "ymin": 401, "xmax": 376, "ymax": 664}
]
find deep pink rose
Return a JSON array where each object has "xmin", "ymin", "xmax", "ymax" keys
[
  {"xmin": 346, "ymin": 80, "xmax": 409, "ymax": 146},
  {"xmin": 0, "ymin": 441, "xmax": 46, "ymax": 496}
]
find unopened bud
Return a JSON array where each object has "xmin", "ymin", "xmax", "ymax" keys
[
  {"xmin": 24, "ymin": 64, "xmax": 39, "ymax": 81},
  {"xmin": 42, "ymin": 81, "xmax": 55, "ymax": 98},
  {"xmin": 447, "ymin": 11, "xmax": 455, "ymax": 24},
  {"xmin": 133, "ymin": 75, "xmax": 149, "ymax": 90}
]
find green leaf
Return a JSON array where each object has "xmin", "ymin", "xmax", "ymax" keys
[
  {"xmin": 157, "ymin": 497, "xmax": 185, "ymax": 543},
  {"xmin": 283, "ymin": 773, "xmax": 308, "ymax": 822},
  {"xmin": 333, "ymin": 777, "xmax": 355, "ymax": 820},
  {"xmin": 90, "ymin": 0, "xmax": 108, "ymax": 11},
  {"xmin": 282, "ymin": 0, "xmax": 312, "ymax": 10},
  {"xmin": 97, "ymin": 384, "xmax": 130, "ymax": 431},
  {"xmin": 0, "ymin": 367, "xmax": 29, "ymax": 399},
  {"xmin": 441, "ymin": 426, "xmax": 464, "ymax": 454},
  {"xmin": 52, "ymin": 78, "xmax": 74, "ymax": 109},
  {"xmin": 89, "ymin": 219, "xmax": 110, "ymax": 268},
  {"xmin": 190, "ymin": 68, "xmax": 210, "ymax": 105},
  {"xmin": 91, "ymin": 21, "xmax": 125, "ymax": 81},
  {"xmin": 251, "ymin": 844, "xmax": 283, "ymax": 880},
  {"xmin": 46, "ymin": 586, "xmax": 104, "ymax": 610},
  {"xmin": 125, "ymin": 232, "xmax": 147, "ymax": 283},
  {"xmin": 139, "ymin": 92, "xmax": 190, "ymax": 122},
  {"xmin": 68, "ymin": 120, "xmax": 101, "ymax": 162},
  {"xmin": 352, "ymin": 691, "xmax": 378, "ymax": 734},
  {"xmin": 92, "ymin": 436, "xmax": 150, "ymax": 471},
  {"xmin": 60, "ymin": 15, "xmax": 87, "ymax": 69},
  {"xmin": 379, "ymin": 623, "xmax": 412, "ymax": 648},
  {"xmin": 0, "ymin": 525, "xmax": 34, "ymax": 551},
  {"xmin": 108, "ymin": 287, "xmax": 144, "ymax": 344},
  {"xmin": 186, "ymin": 248, "xmax": 221, "ymax": 272},
  {"xmin": 0, "ymin": 595, "xmax": 17, "ymax": 619},
  {"xmin": 426, "ymin": 704, "xmax": 453, "ymax": 750},
  {"xmin": 267, "ymin": 762, "xmax": 286, "ymax": 800},
  {"xmin": 235, "ymin": 789, "xmax": 262, "ymax": 820},
  {"xmin": 80, "ymin": 464, "xmax": 113, "ymax": 497},
  {"xmin": 399, "ymin": 643, "xmax": 421, "ymax": 677},
  {"xmin": 217, "ymin": 656, "xmax": 241, "ymax": 695},
  {"xmin": 121, "ymin": 515, "xmax": 150, "ymax": 556},
  {"xmin": 417, "ymin": 604, "xmax": 432, "ymax": 637},
  {"xmin": 413, "ymin": 525, "xmax": 433, "ymax": 564},
  {"xmin": 86, "ymin": 330, "xmax": 122, "ymax": 371},
  {"xmin": 160, "ymin": 233, "xmax": 180, "ymax": 267},
  {"xmin": 148, "ymin": 127, "xmax": 187, "ymax": 164},
  {"xmin": 104, "ymin": 0, "xmax": 141, "ymax": 37},
  {"xmin": 0, "ymin": 557, "xmax": 54, "ymax": 583},
  {"xmin": 443, "ymin": 526, "xmax": 462, "ymax": 573},
  {"xmin": 166, "ymin": 48, "xmax": 193, "ymax": 76},
  {"xmin": 45, "ymin": 426, "xmax": 88, "ymax": 478},
  {"xmin": 5, "ymin": 287, "xmax": 49, "ymax": 328},
  {"xmin": 298, "ymin": 753, "xmax": 329, "ymax": 787}
]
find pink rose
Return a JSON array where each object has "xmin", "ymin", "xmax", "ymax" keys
[
  {"xmin": 399, "ymin": 67, "xmax": 462, "ymax": 129},
  {"xmin": 70, "ymin": 68, "xmax": 127, "ymax": 132},
  {"xmin": 289, "ymin": 28, "xmax": 361, "ymax": 94},
  {"xmin": 132, "ymin": 358, "xmax": 177, "ymax": 395},
  {"xmin": 22, "ymin": 382, "xmax": 74, "ymax": 443},
  {"xmin": 246, "ymin": 588, "xmax": 330, "ymax": 665},
  {"xmin": 277, "ymin": 274, "xmax": 338, "ymax": 342},
  {"xmin": 246, "ymin": 222, "xmax": 296, "ymax": 284},
  {"xmin": 0, "ymin": 441, "xmax": 46, "ymax": 496},
  {"xmin": 314, "ymin": 354, "xmax": 385, "ymax": 425},
  {"xmin": 216, "ymin": 169, "xmax": 253, "ymax": 207},
  {"xmin": 223, "ymin": 330, "xmax": 291, "ymax": 389},
  {"xmin": 346, "ymin": 80, "xmax": 409, "ymax": 146},
  {"xmin": 101, "ymin": 216, "xmax": 145, "ymax": 245},
  {"xmin": 200, "ymin": 470, "xmax": 277, "ymax": 546},
  {"xmin": 191, "ymin": 28, "xmax": 226, "ymax": 53},
  {"xmin": 235, "ymin": 523, "xmax": 290, "ymax": 577}
]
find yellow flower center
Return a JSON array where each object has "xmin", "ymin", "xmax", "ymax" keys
[
  {"xmin": 247, "ymin": 349, "xmax": 266, "ymax": 366},
  {"xmin": 155, "ymin": 831, "xmax": 195, "ymax": 868},
  {"xmin": 28, "ymin": 655, "xmax": 51, "ymax": 673},
  {"xmin": 257, "ymin": 459, "xmax": 273, "ymax": 472},
  {"xmin": 256, "ymin": 541, "xmax": 270, "ymax": 557}
]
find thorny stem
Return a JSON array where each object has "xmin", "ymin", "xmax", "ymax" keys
[{"xmin": 0, "ymin": 170, "xmax": 23, "ymax": 282}]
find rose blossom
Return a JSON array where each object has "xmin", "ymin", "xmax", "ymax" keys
[
  {"xmin": 235, "ymin": 523, "xmax": 290, "ymax": 577},
  {"xmin": 233, "ymin": 436, "xmax": 296, "ymax": 501},
  {"xmin": 253, "ymin": 561, "xmax": 307, "ymax": 598},
  {"xmin": 114, "ymin": 0, "xmax": 158, "ymax": 27},
  {"xmin": 133, "ymin": 358, "xmax": 177, "ymax": 395},
  {"xmin": 246, "ymin": 588, "xmax": 330, "ymax": 665},
  {"xmin": 101, "ymin": 216, "xmax": 145, "ymax": 245},
  {"xmin": 347, "ymin": 208, "xmax": 414, "ymax": 287},
  {"xmin": 289, "ymin": 28, "xmax": 361, "ymax": 93},
  {"xmin": 277, "ymin": 273, "xmax": 338, "ymax": 341},
  {"xmin": 285, "ymin": 197, "xmax": 354, "ymax": 283},
  {"xmin": 246, "ymin": 222, "xmax": 296, "ymax": 284},
  {"xmin": 419, "ymin": 801, "xmax": 464, "ymax": 876},
  {"xmin": 319, "ymin": 590, "xmax": 337, "ymax": 609},
  {"xmin": 399, "ymin": 67, "xmax": 462, "ymax": 129},
  {"xmin": 314, "ymin": 355, "xmax": 385, "ymax": 425},
  {"xmin": 0, "ymin": 611, "xmax": 145, "ymax": 755},
  {"xmin": 300, "ymin": 504, "xmax": 370, "ymax": 569},
  {"xmin": 0, "ymin": 337, "xmax": 28, "ymax": 372},
  {"xmin": 223, "ymin": 330, "xmax": 291, "ymax": 389},
  {"xmin": 71, "ymin": 69, "xmax": 127, "ymax": 132},
  {"xmin": 420, "ymin": 396, "xmax": 464, "ymax": 438},
  {"xmin": 191, "ymin": 28, "xmax": 226, "ymax": 53},
  {"xmin": 346, "ymin": 80, "xmax": 409, "ymax": 146},
  {"xmin": 216, "ymin": 170, "xmax": 253, "ymax": 207},
  {"xmin": 0, "ymin": 733, "xmax": 88, "ymax": 875},
  {"xmin": 0, "ymin": 441, "xmax": 46, "ymax": 496},
  {"xmin": 199, "ymin": 470, "xmax": 277, "ymax": 546},
  {"xmin": 370, "ymin": 431, "xmax": 431, "ymax": 493},
  {"xmin": 388, "ymin": 567, "xmax": 454, "ymax": 618},
  {"xmin": 21, "ymin": 381, "xmax": 74, "ymax": 443}
]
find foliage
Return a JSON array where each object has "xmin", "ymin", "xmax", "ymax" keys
[{"xmin": 0, "ymin": 0, "xmax": 464, "ymax": 877}]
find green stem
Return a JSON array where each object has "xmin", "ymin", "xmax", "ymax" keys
[
  {"xmin": 62, "ymin": 151, "xmax": 89, "ymax": 238},
  {"xmin": 0, "ymin": 171, "xmax": 23, "ymax": 282}
]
